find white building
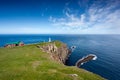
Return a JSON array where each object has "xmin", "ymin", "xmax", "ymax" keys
[{"xmin": 48, "ymin": 37, "xmax": 51, "ymax": 42}]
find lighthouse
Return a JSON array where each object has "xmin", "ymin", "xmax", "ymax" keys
[{"xmin": 48, "ymin": 37, "xmax": 51, "ymax": 42}]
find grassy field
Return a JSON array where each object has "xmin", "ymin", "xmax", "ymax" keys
[{"xmin": 0, "ymin": 41, "xmax": 105, "ymax": 80}]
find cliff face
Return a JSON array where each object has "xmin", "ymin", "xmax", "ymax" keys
[{"xmin": 37, "ymin": 41, "xmax": 70, "ymax": 64}]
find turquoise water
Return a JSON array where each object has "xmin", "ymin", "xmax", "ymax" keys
[{"xmin": 0, "ymin": 34, "xmax": 120, "ymax": 80}]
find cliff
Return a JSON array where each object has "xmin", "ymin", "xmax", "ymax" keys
[{"xmin": 36, "ymin": 41, "xmax": 70, "ymax": 64}]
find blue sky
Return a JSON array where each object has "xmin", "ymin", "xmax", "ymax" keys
[{"xmin": 0, "ymin": 0, "xmax": 120, "ymax": 34}]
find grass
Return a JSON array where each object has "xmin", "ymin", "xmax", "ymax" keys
[{"xmin": 0, "ymin": 41, "xmax": 105, "ymax": 80}]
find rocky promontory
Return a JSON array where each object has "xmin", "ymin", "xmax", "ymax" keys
[{"xmin": 37, "ymin": 41, "xmax": 71, "ymax": 64}]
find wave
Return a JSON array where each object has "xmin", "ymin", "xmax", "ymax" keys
[{"xmin": 70, "ymin": 46, "xmax": 76, "ymax": 52}]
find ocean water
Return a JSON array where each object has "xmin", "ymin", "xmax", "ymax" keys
[{"xmin": 0, "ymin": 34, "xmax": 120, "ymax": 80}]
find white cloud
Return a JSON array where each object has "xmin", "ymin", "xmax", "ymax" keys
[{"xmin": 49, "ymin": 0, "xmax": 120, "ymax": 34}]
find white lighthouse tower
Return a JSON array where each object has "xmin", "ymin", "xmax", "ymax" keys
[{"xmin": 48, "ymin": 37, "xmax": 51, "ymax": 42}]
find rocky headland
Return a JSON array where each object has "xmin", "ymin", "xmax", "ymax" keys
[
  {"xmin": 0, "ymin": 41, "xmax": 105, "ymax": 80},
  {"xmin": 36, "ymin": 41, "xmax": 71, "ymax": 64}
]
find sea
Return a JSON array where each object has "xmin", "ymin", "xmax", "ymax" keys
[{"xmin": 0, "ymin": 34, "xmax": 120, "ymax": 80}]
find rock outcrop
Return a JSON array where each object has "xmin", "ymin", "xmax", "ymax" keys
[
  {"xmin": 37, "ymin": 41, "xmax": 71, "ymax": 64},
  {"xmin": 75, "ymin": 54, "xmax": 97, "ymax": 67}
]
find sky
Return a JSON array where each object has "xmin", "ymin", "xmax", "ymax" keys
[{"xmin": 0, "ymin": 0, "xmax": 120, "ymax": 34}]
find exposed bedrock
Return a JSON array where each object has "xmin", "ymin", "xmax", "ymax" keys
[{"xmin": 37, "ymin": 41, "xmax": 71, "ymax": 64}]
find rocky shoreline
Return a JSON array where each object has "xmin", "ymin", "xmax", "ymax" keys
[{"xmin": 36, "ymin": 41, "xmax": 97, "ymax": 69}]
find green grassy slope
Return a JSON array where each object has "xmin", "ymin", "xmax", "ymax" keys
[{"xmin": 0, "ymin": 42, "xmax": 105, "ymax": 80}]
